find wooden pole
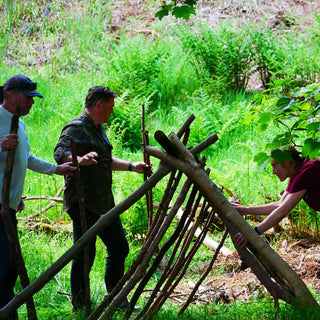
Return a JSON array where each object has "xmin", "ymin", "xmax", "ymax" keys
[
  {"xmin": 0, "ymin": 107, "xmax": 38, "ymax": 319},
  {"xmin": 141, "ymin": 103, "xmax": 153, "ymax": 229},
  {"xmin": 69, "ymin": 137, "xmax": 91, "ymax": 316}
]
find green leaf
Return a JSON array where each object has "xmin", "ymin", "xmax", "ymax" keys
[
  {"xmin": 172, "ymin": 5, "xmax": 196, "ymax": 20},
  {"xmin": 155, "ymin": 9, "xmax": 167, "ymax": 20},
  {"xmin": 243, "ymin": 113, "xmax": 255, "ymax": 125},
  {"xmin": 258, "ymin": 158, "xmax": 271, "ymax": 172},
  {"xmin": 271, "ymin": 149, "xmax": 292, "ymax": 164},
  {"xmin": 254, "ymin": 152, "xmax": 271, "ymax": 171},
  {"xmin": 312, "ymin": 102, "xmax": 320, "ymax": 113},
  {"xmin": 185, "ymin": 0, "xmax": 197, "ymax": 5},
  {"xmin": 155, "ymin": 3, "xmax": 173, "ymax": 20},
  {"xmin": 302, "ymin": 138, "xmax": 320, "ymax": 158},
  {"xmin": 254, "ymin": 152, "xmax": 269, "ymax": 165},
  {"xmin": 268, "ymin": 139, "xmax": 281, "ymax": 150},
  {"xmin": 258, "ymin": 112, "xmax": 272, "ymax": 124},
  {"xmin": 276, "ymin": 96, "xmax": 291, "ymax": 108},
  {"xmin": 306, "ymin": 122, "xmax": 320, "ymax": 133},
  {"xmin": 293, "ymin": 86, "xmax": 312, "ymax": 97},
  {"xmin": 282, "ymin": 99, "xmax": 297, "ymax": 112}
]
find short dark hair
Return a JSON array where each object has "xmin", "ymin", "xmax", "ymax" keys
[{"xmin": 85, "ymin": 86, "xmax": 116, "ymax": 109}]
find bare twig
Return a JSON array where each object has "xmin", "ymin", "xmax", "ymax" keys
[
  {"xmin": 25, "ymin": 186, "xmax": 64, "ymax": 220},
  {"xmin": 54, "ymin": 275, "xmax": 72, "ymax": 303}
]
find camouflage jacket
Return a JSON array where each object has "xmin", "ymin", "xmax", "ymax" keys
[{"xmin": 54, "ymin": 110, "xmax": 114, "ymax": 215}]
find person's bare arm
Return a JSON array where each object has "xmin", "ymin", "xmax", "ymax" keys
[
  {"xmin": 256, "ymin": 190, "xmax": 306, "ymax": 233},
  {"xmin": 111, "ymin": 156, "xmax": 150, "ymax": 173},
  {"xmin": 233, "ymin": 191, "xmax": 289, "ymax": 216},
  {"xmin": 233, "ymin": 190, "xmax": 306, "ymax": 247},
  {"xmin": 62, "ymin": 152, "xmax": 98, "ymax": 166}
]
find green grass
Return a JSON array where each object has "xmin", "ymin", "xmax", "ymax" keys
[
  {"xmin": 14, "ymin": 230, "xmax": 320, "ymax": 320},
  {"xmin": 1, "ymin": 0, "xmax": 320, "ymax": 318}
]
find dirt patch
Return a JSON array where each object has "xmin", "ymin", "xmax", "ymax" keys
[
  {"xmin": 111, "ymin": 0, "xmax": 320, "ymax": 32},
  {"xmin": 193, "ymin": 0, "xmax": 320, "ymax": 30},
  {"xmin": 171, "ymin": 239, "xmax": 320, "ymax": 306}
]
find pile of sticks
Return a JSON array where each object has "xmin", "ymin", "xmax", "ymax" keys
[{"xmin": 1, "ymin": 114, "xmax": 319, "ymax": 320}]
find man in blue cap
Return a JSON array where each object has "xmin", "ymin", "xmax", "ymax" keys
[{"xmin": 0, "ymin": 75, "xmax": 76, "ymax": 319}]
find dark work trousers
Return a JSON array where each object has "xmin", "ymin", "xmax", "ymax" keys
[
  {"xmin": 0, "ymin": 205, "xmax": 19, "ymax": 320},
  {"xmin": 67, "ymin": 205, "xmax": 129, "ymax": 308}
]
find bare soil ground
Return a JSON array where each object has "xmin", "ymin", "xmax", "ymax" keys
[
  {"xmin": 178, "ymin": 238, "xmax": 320, "ymax": 305},
  {"xmin": 109, "ymin": 0, "xmax": 320, "ymax": 307},
  {"xmin": 111, "ymin": 0, "xmax": 320, "ymax": 33}
]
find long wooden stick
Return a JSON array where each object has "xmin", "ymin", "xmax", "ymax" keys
[
  {"xmin": 141, "ymin": 103, "xmax": 153, "ymax": 229},
  {"xmin": 70, "ymin": 137, "xmax": 91, "ymax": 316},
  {"xmin": 0, "ymin": 107, "xmax": 38, "ymax": 319}
]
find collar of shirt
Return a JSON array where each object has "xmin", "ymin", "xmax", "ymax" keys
[{"xmin": 0, "ymin": 105, "xmax": 14, "ymax": 119}]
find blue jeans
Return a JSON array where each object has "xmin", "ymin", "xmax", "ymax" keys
[
  {"xmin": 67, "ymin": 205, "xmax": 129, "ymax": 308},
  {"xmin": 0, "ymin": 205, "xmax": 18, "ymax": 320}
]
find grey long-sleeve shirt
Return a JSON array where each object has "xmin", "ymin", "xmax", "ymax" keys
[{"xmin": 0, "ymin": 105, "xmax": 57, "ymax": 211}]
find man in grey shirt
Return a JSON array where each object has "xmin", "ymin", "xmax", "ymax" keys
[{"xmin": 0, "ymin": 75, "xmax": 76, "ymax": 319}]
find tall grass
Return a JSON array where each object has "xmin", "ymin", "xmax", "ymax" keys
[{"xmin": 1, "ymin": 0, "xmax": 320, "ymax": 318}]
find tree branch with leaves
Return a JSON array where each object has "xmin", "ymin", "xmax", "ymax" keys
[
  {"xmin": 246, "ymin": 82, "xmax": 320, "ymax": 169},
  {"xmin": 156, "ymin": 0, "xmax": 197, "ymax": 20}
]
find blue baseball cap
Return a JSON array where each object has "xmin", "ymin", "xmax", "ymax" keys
[{"xmin": 3, "ymin": 75, "xmax": 43, "ymax": 98}]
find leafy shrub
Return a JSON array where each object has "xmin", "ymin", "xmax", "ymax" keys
[
  {"xmin": 247, "ymin": 82, "xmax": 320, "ymax": 169},
  {"xmin": 174, "ymin": 21, "xmax": 320, "ymax": 95},
  {"xmin": 174, "ymin": 22, "xmax": 257, "ymax": 92}
]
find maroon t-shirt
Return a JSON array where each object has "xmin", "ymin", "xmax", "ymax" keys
[{"xmin": 286, "ymin": 160, "xmax": 320, "ymax": 211}]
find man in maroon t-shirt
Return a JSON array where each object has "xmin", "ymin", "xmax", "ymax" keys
[{"xmin": 232, "ymin": 148, "xmax": 320, "ymax": 247}]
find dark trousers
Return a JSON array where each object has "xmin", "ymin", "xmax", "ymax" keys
[
  {"xmin": 68, "ymin": 205, "xmax": 129, "ymax": 308},
  {"xmin": 0, "ymin": 205, "xmax": 18, "ymax": 320}
]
